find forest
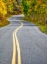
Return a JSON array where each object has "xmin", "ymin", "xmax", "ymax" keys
[
  {"xmin": 22, "ymin": 0, "xmax": 47, "ymax": 33},
  {"xmin": 0, "ymin": 0, "xmax": 21, "ymax": 27},
  {"xmin": 0, "ymin": 0, "xmax": 47, "ymax": 33},
  {"xmin": 0, "ymin": 0, "xmax": 20, "ymax": 19}
]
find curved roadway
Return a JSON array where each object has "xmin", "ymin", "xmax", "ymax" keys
[{"xmin": 0, "ymin": 15, "xmax": 47, "ymax": 64}]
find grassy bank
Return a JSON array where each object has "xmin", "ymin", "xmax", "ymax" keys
[
  {"xmin": 0, "ymin": 19, "xmax": 10, "ymax": 28},
  {"xmin": 22, "ymin": 17, "xmax": 47, "ymax": 34},
  {"xmin": 0, "ymin": 14, "xmax": 13, "ymax": 28},
  {"xmin": 0, "ymin": 11, "xmax": 22, "ymax": 28}
]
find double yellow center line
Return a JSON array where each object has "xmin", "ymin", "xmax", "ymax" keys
[{"xmin": 12, "ymin": 22, "xmax": 23, "ymax": 64}]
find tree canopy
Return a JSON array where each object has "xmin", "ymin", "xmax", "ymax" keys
[
  {"xmin": 22, "ymin": 0, "xmax": 47, "ymax": 23},
  {"xmin": 0, "ymin": 0, "xmax": 19, "ymax": 19},
  {"xmin": 0, "ymin": 0, "xmax": 47, "ymax": 23}
]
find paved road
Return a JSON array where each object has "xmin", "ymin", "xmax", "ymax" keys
[{"xmin": 0, "ymin": 15, "xmax": 47, "ymax": 64}]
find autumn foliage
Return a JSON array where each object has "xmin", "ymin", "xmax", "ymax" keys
[
  {"xmin": 22, "ymin": 0, "xmax": 47, "ymax": 25},
  {"xmin": 0, "ymin": 0, "xmax": 20, "ymax": 20}
]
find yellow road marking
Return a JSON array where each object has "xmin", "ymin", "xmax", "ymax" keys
[
  {"xmin": 12, "ymin": 33, "xmax": 16, "ymax": 64},
  {"xmin": 12, "ymin": 22, "xmax": 23, "ymax": 64}
]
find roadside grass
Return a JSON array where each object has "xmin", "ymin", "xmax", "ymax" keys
[
  {"xmin": 22, "ymin": 17, "xmax": 47, "ymax": 34},
  {"xmin": 39, "ymin": 25, "xmax": 47, "ymax": 34},
  {"xmin": 0, "ymin": 19, "xmax": 10, "ymax": 28},
  {"xmin": 0, "ymin": 11, "xmax": 22, "ymax": 28},
  {"xmin": 6, "ymin": 13, "xmax": 13, "ymax": 18},
  {"xmin": 0, "ymin": 14, "xmax": 13, "ymax": 28}
]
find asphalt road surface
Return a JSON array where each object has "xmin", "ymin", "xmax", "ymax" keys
[{"xmin": 0, "ymin": 14, "xmax": 47, "ymax": 64}]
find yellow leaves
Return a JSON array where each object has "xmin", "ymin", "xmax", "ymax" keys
[
  {"xmin": 41, "ymin": 4, "xmax": 46, "ymax": 8},
  {"xmin": 37, "ymin": 0, "xmax": 41, "ymax": 5},
  {"xmin": 8, "ymin": 7, "xmax": 12, "ymax": 12},
  {"xmin": 0, "ymin": 7, "xmax": 3, "ymax": 15},
  {"xmin": 3, "ymin": 10, "xmax": 7, "ymax": 15},
  {"xmin": 34, "ymin": 5, "xmax": 37, "ymax": 11},
  {"xmin": 0, "ymin": 0, "xmax": 7, "ymax": 16},
  {"xmin": 11, "ymin": 0, "xmax": 15, "ymax": 3},
  {"xmin": 0, "ymin": 0, "xmax": 20, "ymax": 17},
  {"xmin": 0, "ymin": 0, "xmax": 2, "ymax": 2}
]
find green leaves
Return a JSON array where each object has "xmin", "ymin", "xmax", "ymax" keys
[
  {"xmin": 22, "ymin": 0, "xmax": 29, "ymax": 16},
  {"xmin": 22, "ymin": 0, "xmax": 47, "ymax": 23}
]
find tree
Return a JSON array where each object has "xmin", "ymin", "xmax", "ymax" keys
[
  {"xmin": 22, "ymin": 0, "xmax": 47, "ymax": 23},
  {"xmin": 0, "ymin": 0, "xmax": 7, "ymax": 19},
  {"xmin": 22, "ymin": 0, "xmax": 29, "ymax": 16}
]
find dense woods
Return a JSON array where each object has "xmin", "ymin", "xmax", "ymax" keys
[
  {"xmin": 22, "ymin": 0, "xmax": 47, "ymax": 33},
  {"xmin": 22, "ymin": 0, "xmax": 47, "ymax": 23},
  {"xmin": 0, "ymin": 0, "xmax": 21, "ymax": 27},
  {"xmin": 1, "ymin": 0, "xmax": 47, "ymax": 23},
  {"xmin": 0, "ymin": 0, "xmax": 21, "ymax": 19},
  {"xmin": 0, "ymin": 0, "xmax": 47, "ymax": 33}
]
